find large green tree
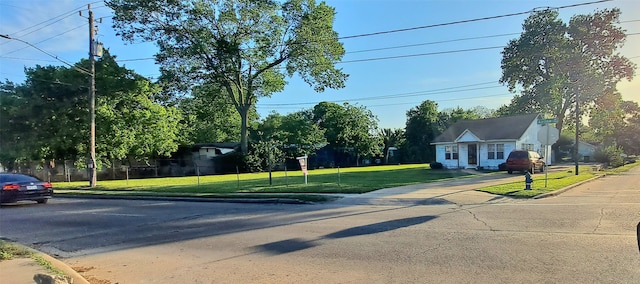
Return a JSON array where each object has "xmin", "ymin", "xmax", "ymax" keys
[
  {"xmin": 403, "ymin": 100, "xmax": 440, "ymax": 163},
  {"xmin": 107, "ymin": 0, "xmax": 348, "ymax": 154},
  {"xmin": 499, "ymin": 8, "xmax": 635, "ymax": 135},
  {"xmin": 254, "ymin": 110, "xmax": 326, "ymax": 158},
  {"xmin": 178, "ymin": 84, "xmax": 245, "ymax": 145},
  {"xmin": 312, "ymin": 102, "xmax": 380, "ymax": 165},
  {"xmin": 0, "ymin": 51, "xmax": 182, "ymax": 171}
]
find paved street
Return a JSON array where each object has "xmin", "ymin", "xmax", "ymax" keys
[{"xmin": 1, "ymin": 168, "xmax": 639, "ymax": 283}]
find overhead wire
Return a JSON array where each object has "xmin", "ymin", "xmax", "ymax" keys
[
  {"xmin": 337, "ymin": 0, "xmax": 613, "ymax": 40},
  {"xmin": 2, "ymin": 1, "xmax": 102, "ymax": 42}
]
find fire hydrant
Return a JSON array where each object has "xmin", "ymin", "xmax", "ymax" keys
[{"xmin": 524, "ymin": 172, "xmax": 533, "ymax": 190}]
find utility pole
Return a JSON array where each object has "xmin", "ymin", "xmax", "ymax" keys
[
  {"xmin": 574, "ymin": 93, "xmax": 580, "ymax": 176},
  {"xmin": 87, "ymin": 4, "xmax": 97, "ymax": 187}
]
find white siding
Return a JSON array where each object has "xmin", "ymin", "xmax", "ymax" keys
[
  {"xmin": 457, "ymin": 131, "xmax": 479, "ymax": 142},
  {"xmin": 435, "ymin": 144, "xmax": 460, "ymax": 168}
]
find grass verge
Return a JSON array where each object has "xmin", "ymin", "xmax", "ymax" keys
[
  {"xmin": 0, "ymin": 240, "xmax": 65, "ymax": 275},
  {"xmin": 53, "ymin": 164, "xmax": 473, "ymax": 201},
  {"xmin": 478, "ymin": 161, "xmax": 640, "ymax": 198},
  {"xmin": 477, "ymin": 166, "xmax": 597, "ymax": 198},
  {"xmin": 0, "ymin": 240, "xmax": 32, "ymax": 260}
]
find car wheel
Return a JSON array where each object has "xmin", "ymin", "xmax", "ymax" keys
[
  {"xmin": 36, "ymin": 199, "xmax": 48, "ymax": 204},
  {"xmin": 507, "ymin": 170, "xmax": 513, "ymax": 174},
  {"xmin": 539, "ymin": 165, "xmax": 545, "ymax": 172}
]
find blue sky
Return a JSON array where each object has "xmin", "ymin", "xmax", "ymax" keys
[{"xmin": 1, "ymin": 0, "xmax": 638, "ymax": 130}]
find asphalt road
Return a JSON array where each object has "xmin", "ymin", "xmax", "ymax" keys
[{"xmin": 1, "ymin": 169, "xmax": 639, "ymax": 283}]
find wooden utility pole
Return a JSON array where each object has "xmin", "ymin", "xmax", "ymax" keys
[{"xmin": 88, "ymin": 4, "xmax": 97, "ymax": 187}]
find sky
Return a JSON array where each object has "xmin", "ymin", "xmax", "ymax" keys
[{"xmin": 0, "ymin": 0, "xmax": 638, "ymax": 130}]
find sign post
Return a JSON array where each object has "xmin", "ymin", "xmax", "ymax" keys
[
  {"xmin": 296, "ymin": 155, "xmax": 308, "ymax": 185},
  {"xmin": 537, "ymin": 119, "xmax": 559, "ymax": 188}
]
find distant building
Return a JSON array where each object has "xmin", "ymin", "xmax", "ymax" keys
[{"xmin": 431, "ymin": 113, "xmax": 551, "ymax": 169}]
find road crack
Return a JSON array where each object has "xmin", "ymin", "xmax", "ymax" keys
[
  {"xmin": 593, "ymin": 208, "xmax": 604, "ymax": 233},
  {"xmin": 461, "ymin": 208, "xmax": 495, "ymax": 231}
]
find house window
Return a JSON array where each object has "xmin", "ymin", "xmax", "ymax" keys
[
  {"xmin": 445, "ymin": 145, "xmax": 458, "ymax": 160},
  {"xmin": 522, "ymin": 143, "xmax": 534, "ymax": 151},
  {"xmin": 488, "ymin": 143, "xmax": 504, "ymax": 160}
]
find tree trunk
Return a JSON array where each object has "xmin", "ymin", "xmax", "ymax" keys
[{"xmin": 239, "ymin": 105, "xmax": 250, "ymax": 154}]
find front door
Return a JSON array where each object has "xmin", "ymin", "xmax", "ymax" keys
[{"xmin": 468, "ymin": 144, "xmax": 477, "ymax": 165}]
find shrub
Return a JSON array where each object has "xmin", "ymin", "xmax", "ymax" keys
[
  {"xmin": 430, "ymin": 162, "xmax": 443, "ymax": 169},
  {"xmin": 594, "ymin": 146, "xmax": 625, "ymax": 168}
]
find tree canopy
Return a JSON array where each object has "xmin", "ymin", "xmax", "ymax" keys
[
  {"xmin": 106, "ymin": 0, "xmax": 348, "ymax": 154},
  {"xmin": 499, "ymin": 8, "xmax": 635, "ymax": 135},
  {"xmin": 0, "ymin": 51, "xmax": 182, "ymax": 171}
]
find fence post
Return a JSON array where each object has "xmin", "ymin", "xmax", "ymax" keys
[
  {"xmin": 236, "ymin": 166, "xmax": 240, "ymax": 189},
  {"xmin": 285, "ymin": 165, "xmax": 288, "ymax": 187},
  {"xmin": 196, "ymin": 165, "xmax": 200, "ymax": 186},
  {"xmin": 126, "ymin": 166, "xmax": 129, "ymax": 186}
]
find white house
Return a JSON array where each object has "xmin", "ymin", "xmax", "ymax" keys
[{"xmin": 431, "ymin": 113, "xmax": 552, "ymax": 169}]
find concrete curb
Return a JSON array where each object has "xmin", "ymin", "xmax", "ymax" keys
[
  {"xmin": 54, "ymin": 193, "xmax": 319, "ymax": 204},
  {"xmin": 533, "ymin": 174, "xmax": 606, "ymax": 199},
  {"xmin": 12, "ymin": 242, "xmax": 90, "ymax": 284}
]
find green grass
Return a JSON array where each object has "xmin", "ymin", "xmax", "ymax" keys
[
  {"xmin": 0, "ymin": 240, "xmax": 65, "ymax": 275},
  {"xmin": 0, "ymin": 240, "xmax": 32, "ymax": 260},
  {"xmin": 54, "ymin": 164, "xmax": 473, "ymax": 199},
  {"xmin": 477, "ymin": 166, "xmax": 597, "ymax": 198},
  {"xmin": 604, "ymin": 160, "xmax": 640, "ymax": 174}
]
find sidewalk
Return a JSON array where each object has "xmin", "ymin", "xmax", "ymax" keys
[{"xmin": 0, "ymin": 242, "xmax": 89, "ymax": 284}]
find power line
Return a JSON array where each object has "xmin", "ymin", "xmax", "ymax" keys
[
  {"xmin": 3, "ymin": 1, "xmax": 102, "ymax": 40},
  {"xmin": 338, "ymin": 0, "xmax": 613, "ymax": 40},
  {"xmin": 259, "ymin": 81, "xmax": 503, "ymax": 107},
  {"xmin": 341, "ymin": 46, "xmax": 504, "ymax": 64},
  {"xmin": 347, "ymin": 33, "xmax": 520, "ymax": 54},
  {"xmin": 0, "ymin": 56, "xmax": 59, "ymax": 63},
  {"xmin": 1, "ymin": 23, "xmax": 87, "ymax": 56}
]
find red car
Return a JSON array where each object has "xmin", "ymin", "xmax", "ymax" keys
[
  {"xmin": 506, "ymin": 150, "xmax": 545, "ymax": 174},
  {"xmin": 0, "ymin": 173, "xmax": 53, "ymax": 204}
]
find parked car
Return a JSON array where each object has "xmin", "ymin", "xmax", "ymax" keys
[
  {"xmin": 0, "ymin": 173, "xmax": 53, "ymax": 204},
  {"xmin": 505, "ymin": 150, "xmax": 545, "ymax": 174}
]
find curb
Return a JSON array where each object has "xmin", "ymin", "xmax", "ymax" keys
[
  {"xmin": 54, "ymin": 194, "xmax": 315, "ymax": 204},
  {"xmin": 11, "ymin": 242, "xmax": 90, "ymax": 284},
  {"xmin": 533, "ymin": 174, "xmax": 606, "ymax": 199}
]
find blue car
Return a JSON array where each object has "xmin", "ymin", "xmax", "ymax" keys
[{"xmin": 0, "ymin": 173, "xmax": 53, "ymax": 204}]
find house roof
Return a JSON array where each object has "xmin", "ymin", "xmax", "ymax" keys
[{"xmin": 432, "ymin": 113, "xmax": 539, "ymax": 143}]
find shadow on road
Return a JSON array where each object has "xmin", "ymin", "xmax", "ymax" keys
[{"xmin": 255, "ymin": 215, "xmax": 437, "ymax": 255}]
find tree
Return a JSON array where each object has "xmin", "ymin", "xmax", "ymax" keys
[
  {"xmin": 379, "ymin": 128, "xmax": 404, "ymax": 164},
  {"xmin": 615, "ymin": 101, "xmax": 640, "ymax": 154},
  {"xmin": 0, "ymin": 51, "xmax": 182, "ymax": 171},
  {"xmin": 107, "ymin": 0, "xmax": 348, "ymax": 154},
  {"xmin": 254, "ymin": 110, "xmax": 326, "ymax": 158},
  {"xmin": 312, "ymin": 102, "xmax": 380, "ymax": 165},
  {"xmin": 178, "ymin": 84, "xmax": 245, "ymax": 145},
  {"xmin": 404, "ymin": 100, "xmax": 440, "ymax": 163},
  {"xmin": 586, "ymin": 92, "xmax": 625, "ymax": 146},
  {"xmin": 500, "ymin": 8, "xmax": 635, "ymax": 136},
  {"xmin": 437, "ymin": 106, "xmax": 482, "ymax": 132}
]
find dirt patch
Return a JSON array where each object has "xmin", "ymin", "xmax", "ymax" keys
[
  {"xmin": 72, "ymin": 266, "xmax": 112, "ymax": 284},
  {"xmin": 84, "ymin": 276, "xmax": 112, "ymax": 284},
  {"xmin": 72, "ymin": 266, "xmax": 95, "ymax": 273}
]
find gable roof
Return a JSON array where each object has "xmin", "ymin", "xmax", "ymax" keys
[{"xmin": 432, "ymin": 113, "xmax": 539, "ymax": 143}]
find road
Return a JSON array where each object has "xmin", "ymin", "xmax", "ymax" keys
[{"xmin": 1, "ymin": 169, "xmax": 639, "ymax": 283}]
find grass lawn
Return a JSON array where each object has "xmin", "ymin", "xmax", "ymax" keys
[
  {"xmin": 53, "ymin": 164, "xmax": 473, "ymax": 199},
  {"xmin": 478, "ymin": 162, "xmax": 640, "ymax": 198}
]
